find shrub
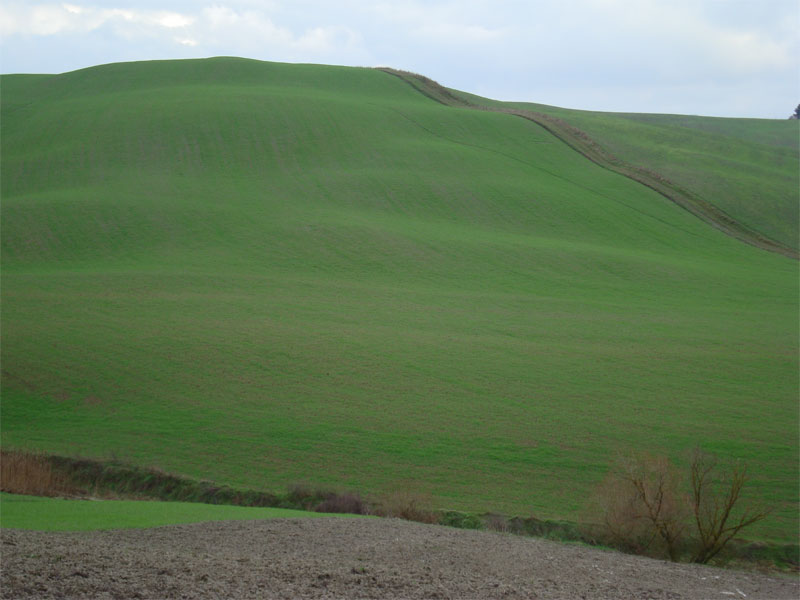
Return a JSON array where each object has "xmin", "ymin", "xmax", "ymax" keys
[
  {"xmin": 483, "ymin": 513, "xmax": 510, "ymax": 533},
  {"xmin": 286, "ymin": 482, "xmax": 331, "ymax": 510},
  {"xmin": 590, "ymin": 449, "xmax": 770, "ymax": 563},
  {"xmin": 439, "ymin": 510, "xmax": 484, "ymax": 530},
  {"xmin": 689, "ymin": 449, "xmax": 771, "ymax": 564},
  {"xmin": 314, "ymin": 492, "xmax": 369, "ymax": 515},
  {"xmin": 375, "ymin": 490, "xmax": 439, "ymax": 524},
  {"xmin": 590, "ymin": 453, "xmax": 688, "ymax": 560},
  {"xmin": 0, "ymin": 450, "xmax": 79, "ymax": 497}
]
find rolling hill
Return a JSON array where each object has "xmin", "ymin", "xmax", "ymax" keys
[
  {"xmin": 1, "ymin": 57, "xmax": 797, "ymax": 542},
  {"xmin": 382, "ymin": 69, "xmax": 798, "ymax": 256}
]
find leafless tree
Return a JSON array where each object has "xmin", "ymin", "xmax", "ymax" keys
[
  {"xmin": 594, "ymin": 454, "xmax": 687, "ymax": 560},
  {"xmin": 592, "ymin": 449, "xmax": 771, "ymax": 563},
  {"xmin": 689, "ymin": 449, "xmax": 771, "ymax": 564}
]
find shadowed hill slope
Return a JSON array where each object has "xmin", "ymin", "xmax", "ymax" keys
[{"xmin": 2, "ymin": 57, "xmax": 797, "ymax": 542}]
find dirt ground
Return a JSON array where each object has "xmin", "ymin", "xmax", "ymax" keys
[{"xmin": 2, "ymin": 518, "xmax": 797, "ymax": 599}]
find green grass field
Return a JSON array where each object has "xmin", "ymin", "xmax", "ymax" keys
[
  {"xmin": 1, "ymin": 57, "xmax": 797, "ymax": 542},
  {"xmin": 0, "ymin": 492, "xmax": 348, "ymax": 531}
]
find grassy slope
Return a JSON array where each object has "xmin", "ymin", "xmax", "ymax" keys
[
  {"xmin": 454, "ymin": 90, "xmax": 799, "ymax": 251},
  {"xmin": 0, "ymin": 492, "xmax": 349, "ymax": 531},
  {"xmin": 1, "ymin": 58, "xmax": 797, "ymax": 542}
]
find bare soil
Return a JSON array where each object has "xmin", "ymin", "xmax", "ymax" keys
[{"xmin": 2, "ymin": 518, "xmax": 797, "ymax": 599}]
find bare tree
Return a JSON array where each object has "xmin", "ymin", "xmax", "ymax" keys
[
  {"xmin": 591, "ymin": 449, "xmax": 771, "ymax": 564},
  {"xmin": 594, "ymin": 454, "xmax": 688, "ymax": 560},
  {"xmin": 689, "ymin": 449, "xmax": 771, "ymax": 564}
]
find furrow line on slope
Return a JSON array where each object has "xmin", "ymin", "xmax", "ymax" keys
[
  {"xmin": 377, "ymin": 68, "xmax": 798, "ymax": 259},
  {"xmin": 373, "ymin": 102, "xmax": 715, "ymax": 244}
]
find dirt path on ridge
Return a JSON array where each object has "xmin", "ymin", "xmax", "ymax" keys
[{"xmin": 2, "ymin": 518, "xmax": 798, "ymax": 599}]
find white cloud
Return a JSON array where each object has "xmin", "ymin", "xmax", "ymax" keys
[
  {"xmin": 155, "ymin": 12, "xmax": 193, "ymax": 29},
  {"xmin": 0, "ymin": 3, "xmax": 195, "ymax": 36},
  {"xmin": 194, "ymin": 5, "xmax": 366, "ymax": 60},
  {"xmin": 200, "ymin": 5, "xmax": 292, "ymax": 45},
  {"xmin": 0, "ymin": 4, "xmax": 78, "ymax": 36},
  {"xmin": 202, "ymin": 5, "xmax": 247, "ymax": 28},
  {"xmin": 0, "ymin": 2, "xmax": 368, "ymax": 62}
]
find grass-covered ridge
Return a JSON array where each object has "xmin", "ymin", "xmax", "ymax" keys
[
  {"xmin": 381, "ymin": 68, "xmax": 798, "ymax": 256},
  {"xmin": 448, "ymin": 83, "xmax": 799, "ymax": 254},
  {"xmin": 1, "ymin": 57, "xmax": 797, "ymax": 543}
]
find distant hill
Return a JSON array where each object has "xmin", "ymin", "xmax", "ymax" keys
[{"xmin": 2, "ymin": 57, "xmax": 797, "ymax": 543}]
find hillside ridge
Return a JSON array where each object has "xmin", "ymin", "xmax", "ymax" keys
[{"xmin": 378, "ymin": 67, "xmax": 798, "ymax": 259}]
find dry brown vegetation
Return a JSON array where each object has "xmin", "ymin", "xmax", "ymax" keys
[
  {"xmin": 0, "ymin": 450, "xmax": 78, "ymax": 497},
  {"xmin": 373, "ymin": 490, "xmax": 440, "ymax": 524},
  {"xmin": 689, "ymin": 449, "xmax": 772, "ymax": 564},
  {"xmin": 589, "ymin": 450, "xmax": 771, "ymax": 564},
  {"xmin": 590, "ymin": 453, "xmax": 688, "ymax": 561},
  {"xmin": 285, "ymin": 483, "xmax": 369, "ymax": 515}
]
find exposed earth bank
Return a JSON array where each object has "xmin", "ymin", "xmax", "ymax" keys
[{"xmin": 2, "ymin": 518, "xmax": 797, "ymax": 599}]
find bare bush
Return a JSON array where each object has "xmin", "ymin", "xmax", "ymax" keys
[
  {"xmin": 484, "ymin": 513, "xmax": 511, "ymax": 533},
  {"xmin": 285, "ymin": 483, "xmax": 369, "ymax": 515},
  {"xmin": 689, "ymin": 449, "xmax": 771, "ymax": 564},
  {"xmin": 286, "ymin": 482, "xmax": 317, "ymax": 508},
  {"xmin": 375, "ymin": 490, "xmax": 439, "ymax": 524},
  {"xmin": 286, "ymin": 482, "xmax": 334, "ymax": 510},
  {"xmin": 591, "ymin": 453, "xmax": 687, "ymax": 560},
  {"xmin": 590, "ymin": 450, "xmax": 771, "ymax": 563},
  {"xmin": 314, "ymin": 492, "xmax": 369, "ymax": 515}
]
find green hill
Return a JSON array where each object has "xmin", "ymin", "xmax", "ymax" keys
[
  {"xmin": 1, "ymin": 57, "xmax": 797, "ymax": 542},
  {"xmin": 504, "ymin": 106, "xmax": 800, "ymax": 253},
  {"xmin": 384, "ymin": 70, "xmax": 798, "ymax": 255}
]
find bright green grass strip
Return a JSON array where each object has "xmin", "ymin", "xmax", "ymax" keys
[{"xmin": 0, "ymin": 492, "xmax": 357, "ymax": 531}]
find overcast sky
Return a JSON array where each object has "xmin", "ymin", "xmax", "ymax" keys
[{"xmin": 1, "ymin": 0, "xmax": 798, "ymax": 118}]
